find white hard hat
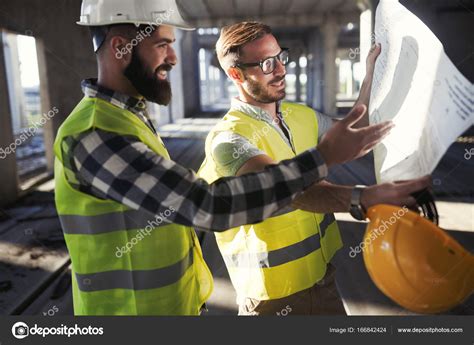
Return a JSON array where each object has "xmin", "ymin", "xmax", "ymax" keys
[{"xmin": 77, "ymin": 0, "xmax": 195, "ymax": 30}]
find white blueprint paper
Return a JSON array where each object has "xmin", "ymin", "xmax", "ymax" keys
[{"xmin": 369, "ymin": 0, "xmax": 474, "ymax": 182}]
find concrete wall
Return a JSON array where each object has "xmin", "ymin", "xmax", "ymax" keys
[
  {"xmin": 181, "ymin": 31, "xmax": 202, "ymax": 117},
  {"xmin": 307, "ymin": 28, "xmax": 325, "ymax": 112},
  {"xmin": 0, "ymin": 33, "xmax": 19, "ymax": 206},
  {"xmin": 0, "ymin": 0, "xmax": 97, "ymax": 206},
  {"xmin": 3, "ymin": 34, "xmax": 29, "ymax": 133}
]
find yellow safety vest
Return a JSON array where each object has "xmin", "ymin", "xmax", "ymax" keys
[
  {"xmin": 54, "ymin": 97, "xmax": 213, "ymax": 315},
  {"xmin": 198, "ymin": 102, "xmax": 342, "ymax": 300}
]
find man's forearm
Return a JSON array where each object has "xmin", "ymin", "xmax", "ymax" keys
[
  {"xmin": 356, "ymin": 76, "xmax": 373, "ymax": 108},
  {"xmin": 352, "ymin": 77, "xmax": 373, "ymax": 128},
  {"xmin": 291, "ymin": 181, "xmax": 353, "ymax": 213},
  {"xmin": 353, "ymin": 43, "xmax": 382, "ymax": 128}
]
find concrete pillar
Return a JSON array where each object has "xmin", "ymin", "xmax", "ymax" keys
[
  {"xmin": 3, "ymin": 34, "xmax": 28, "ymax": 133},
  {"xmin": 322, "ymin": 14, "xmax": 340, "ymax": 115},
  {"xmin": 295, "ymin": 57, "xmax": 302, "ymax": 103},
  {"xmin": 0, "ymin": 33, "xmax": 19, "ymax": 207},
  {"xmin": 181, "ymin": 31, "xmax": 201, "ymax": 117},
  {"xmin": 170, "ymin": 29, "xmax": 185, "ymax": 123},
  {"xmin": 307, "ymin": 28, "xmax": 324, "ymax": 111},
  {"xmin": 156, "ymin": 28, "xmax": 185, "ymax": 126},
  {"xmin": 36, "ymin": 39, "xmax": 54, "ymax": 172},
  {"xmin": 203, "ymin": 50, "xmax": 210, "ymax": 106},
  {"xmin": 220, "ymin": 69, "xmax": 228, "ymax": 100}
]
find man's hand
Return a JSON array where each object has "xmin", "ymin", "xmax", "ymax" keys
[
  {"xmin": 365, "ymin": 43, "xmax": 382, "ymax": 80},
  {"xmin": 317, "ymin": 104, "xmax": 393, "ymax": 167},
  {"xmin": 361, "ymin": 176, "xmax": 432, "ymax": 210},
  {"xmin": 353, "ymin": 44, "xmax": 382, "ymax": 128}
]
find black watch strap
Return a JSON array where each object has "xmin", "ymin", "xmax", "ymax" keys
[{"xmin": 350, "ymin": 185, "xmax": 367, "ymax": 220}]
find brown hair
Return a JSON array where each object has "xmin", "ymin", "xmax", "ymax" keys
[{"xmin": 216, "ymin": 22, "xmax": 272, "ymax": 71}]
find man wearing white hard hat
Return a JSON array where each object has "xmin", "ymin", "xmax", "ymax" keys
[{"xmin": 53, "ymin": 0, "xmax": 415, "ymax": 315}]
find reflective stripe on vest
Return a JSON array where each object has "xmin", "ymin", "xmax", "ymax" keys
[
  {"xmin": 319, "ymin": 214, "xmax": 336, "ymax": 238},
  {"xmin": 60, "ymin": 209, "xmax": 170, "ymax": 235},
  {"xmin": 223, "ymin": 232, "xmax": 321, "ymax": 269},
  {"xmin": 198, "ymin": 102, "xmax": 342, "ymax": 301},
  {"xmin": 76, "ymin": 248, "xmax": 193, "ymax": 292},
  {"xmin": 221, "ymin": 213, "xmax": 337, "ymax": 269}
]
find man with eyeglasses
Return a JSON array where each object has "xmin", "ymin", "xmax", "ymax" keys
[{"xmin": 198, "ymin": 21, "xmax": 431, "ymax": 315}]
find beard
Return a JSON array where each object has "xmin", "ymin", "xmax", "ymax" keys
[
  {"xmin": 123, "ymin": 48, "xmax": 172, "ymax": 105},
  {"xmin": 245, "ymin": 74, "xmax": 286, "ymax": 104}
]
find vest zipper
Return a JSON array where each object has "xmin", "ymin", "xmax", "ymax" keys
[{"xmin": 276, "ymin": 108, "xmax": 296, "ymax": 155}]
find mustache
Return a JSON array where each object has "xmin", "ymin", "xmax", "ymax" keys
[
  {"xmin": 156, "ymin": 64, "xmax": 173, "ymax": 74},
  {"xmin": 269, "ymin": 75, "xmax": 286, "ymax": 85}
]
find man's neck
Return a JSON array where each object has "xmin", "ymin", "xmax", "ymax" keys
[
  {"xmin": 236, "ymin": 93, "xmax": 288, "ymax": 134},
  {"xmin": 237, "ymin": 93, "xmax": 278, "ymax": 120},
  {"xmin": 98, "ymin": 70, "xmax": 141, "ymax": 99}
]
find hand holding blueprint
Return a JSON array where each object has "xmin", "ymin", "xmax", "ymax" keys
[{"xmin": 369, "ymin": 0, "xmax": 474, "ymax": 183}]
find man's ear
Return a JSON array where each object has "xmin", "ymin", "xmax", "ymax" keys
[
  {"xmin": 109, "ymin": 36, "xmax": 131, "ymax": 63},
  {"xmin": 227, "ymin": 67, "xmax": 245, "ymax": 83}
]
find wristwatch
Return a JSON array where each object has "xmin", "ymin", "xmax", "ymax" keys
[{"xmin": 350, "ymin": 185, "xmax": 367, "ymax": 220}]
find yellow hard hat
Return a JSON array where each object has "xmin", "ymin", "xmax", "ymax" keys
[{"xmin": 363, "ymin": 204, "xmax": 474, "ymax": 314}]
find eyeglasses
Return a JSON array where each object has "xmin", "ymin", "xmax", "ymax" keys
[{"xmin": 235, "ymin": 48, "xmax": 290, "ymax": 75}]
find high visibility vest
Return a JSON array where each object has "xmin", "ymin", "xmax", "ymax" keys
[
  {"xmin": 198, "ymin": 102, "xmax": 342, "ymax": 301},
  {"xmin": 54, "ymin": 97, "xmax": 213, "ymax": 315}
]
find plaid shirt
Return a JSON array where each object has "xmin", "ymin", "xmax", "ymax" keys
[{"xmin": 60, "ymin": 79, "xmax": 328, "ymax": 231}]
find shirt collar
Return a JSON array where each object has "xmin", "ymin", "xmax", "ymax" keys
[
  {"xmin": 229, "ymin": 97, "xmax": 293, "ymax": 149},
  {"xmin": 81, "ymin": 78, "xmax": 148, "ymax": 116},
  {"xmin": 230, "ymin": 97, "xmax": 283, "ymax": 124}
]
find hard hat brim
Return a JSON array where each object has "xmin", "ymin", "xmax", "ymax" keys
[{"xmin": 76, "ymin": 20, "xmax": 195, "ymax": 31}]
